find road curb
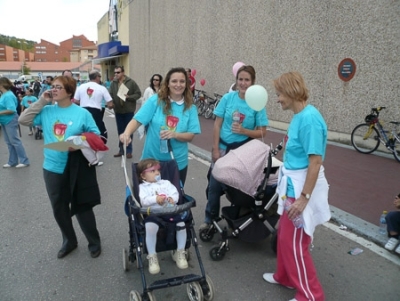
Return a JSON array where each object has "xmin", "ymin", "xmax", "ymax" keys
[{"xmin": 188, "ymin": 143, "xmax": 387, "ymax": 248}]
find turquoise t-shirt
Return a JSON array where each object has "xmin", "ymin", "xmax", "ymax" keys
[
  {"xmin": 0, "ymin": 91, "xmax": 18, "ymax": 125},
  {"xmin": 134, "ymin": 94, "xmax": 201, "ymax": 170},
  {"xmin": 21, "ymin": 95, "xmax": 38, "ymax": 108},
  {"xmin": 213, "ymin": 91, "xmax": 268, "ymax": 149},
  {"xmin": 284, "ymin": 104, "xmax": 327, "ymax": 197},
  {"xmin": 33, "ymin": 103, "xmax": 100, "ymax": 174}
]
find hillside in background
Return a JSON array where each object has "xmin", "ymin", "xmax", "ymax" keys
[{"xmin": 0, "ymin": 34, "xmax": 35, "ymax": 52}]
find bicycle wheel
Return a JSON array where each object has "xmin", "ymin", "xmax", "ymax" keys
[
  {"xmin": 392, "ymin": 135, "xmax": 400, "ymax": 162},
  {"xmin": 197, "ymin": 102, "xmax": 206, "ymax": 116},
  {"xmin": 204, "ymin": 104, "xmax": 215, "ymax": 119},
  {"xmin": 351, "ymin": 123, "xmax": 380, "ymax": 154}
]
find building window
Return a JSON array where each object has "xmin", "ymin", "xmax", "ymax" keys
[{"xmin": 73, "ymin": 39, "xmax": 82, "ymax": 48}]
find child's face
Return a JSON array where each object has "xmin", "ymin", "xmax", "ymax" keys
[{"xmin": 141, "ymin": 166, "xmax": 161, "ymax": 183}]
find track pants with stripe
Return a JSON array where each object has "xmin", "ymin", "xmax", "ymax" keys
[{"xmin": 274, "ymin": 210, "xmax": 324, "ymax": 301}]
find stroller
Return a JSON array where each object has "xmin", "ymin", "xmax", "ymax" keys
[
  {"xmin": 122, "ymin": 158, "xmax": 215, "ymax": 301},
  {"xmin": 198, "ymin": 140, "xmax": 283, "ymax": 261},
  {"xmin": 34, "ymin": 125, "xmax": 43, "ymax": 140}
]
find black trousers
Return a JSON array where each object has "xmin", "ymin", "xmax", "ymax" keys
[
  {"xmin": 43, "ymin": 169, "xmax": 101, "ymax": 252},
  {"xmin": 84, "ymin": 107, "xmax": 108, "ymax": 143}
]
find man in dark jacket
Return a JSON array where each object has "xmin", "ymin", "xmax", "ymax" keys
[{"xmin": 108, "ymin": 66, "xmax": 141, "ymax": 158}]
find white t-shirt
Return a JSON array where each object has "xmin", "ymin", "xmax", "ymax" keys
[
  {"xmin": 74, "ymin": 81, "xmax": 112, "ymax": 109},
  {"xmin": 142, "ymin": 87, "xmax": 155, "ymax": 104}
]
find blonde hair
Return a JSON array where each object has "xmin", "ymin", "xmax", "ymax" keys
[{"xmin": 273, "ymin": 71, "xmax": 309, "ymax": 102}]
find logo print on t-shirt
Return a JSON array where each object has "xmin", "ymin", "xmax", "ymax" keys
[
  {"xmin": 53, "ymin": 121, "xmax": 68, "ymax": 141},
  {"xmin": 87, "ymin": 87, "xmax": 94, "ymax": 98}
]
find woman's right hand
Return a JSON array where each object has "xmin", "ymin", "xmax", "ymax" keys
[
  {"xmin": 119, "ymin": 133, "xmax": 132, "ymax": 144},
  {"xmin": 211, "ymin": 148, "xmax": 220, "ymax": 163},
  {"xmin": 43, "ymin": 90, "xmax": 53, "ymax": 103}
]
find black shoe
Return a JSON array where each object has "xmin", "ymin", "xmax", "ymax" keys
[
  {"xmin": 57, "ymin": 244, "xmax": 78, "ymax": 259},
  {"xmin": 90, "ymin": 248, "xmax": 101, "ymax": 258}
]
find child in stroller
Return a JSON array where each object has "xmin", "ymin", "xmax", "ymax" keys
[
  {"xmin": 199, "ymin": 139, "xmax": 282, "ymax": 261},
  {"xmin": 123, "ymin": 158, "xmax": 215, "ymax": 301},
  {"xmin": 137, "ymin": 158, "xmax": 188, "ymax": 274}
]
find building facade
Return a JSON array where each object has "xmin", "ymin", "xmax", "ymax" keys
[{"xmin": 123, "ymin": 0, "xmax": 399, "ymax": 144}]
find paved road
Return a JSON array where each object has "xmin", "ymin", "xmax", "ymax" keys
[{"xmin": 0, "ymin": 115, "xmax": 399, "ymax": 301}]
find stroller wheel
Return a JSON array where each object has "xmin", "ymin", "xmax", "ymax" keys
[
  {"xmin": 129, "ymin": 290, "xmax": 142, "ymax": 301},
  {"xmin": 187, "ymin": 281, "xmax": 204, "ymax": 301},
  {"xmin": 209, "ymin": 245, "xmax": 225, "ymax": 261},
  {"xmin": 271, "ymin": 231, "xmax": 278, "ymax": 254},
  {"xmin": 199, "ymin": 228, "xmax": 214, "ymax": 242},
  {"xmin": 202, "ymin": 275, "xmax": 215, "ymax": 301},
  {"xmin": 122, "ymin": 248, "xmax": 130, "ymax": 271},
  {"xmin": 145, "ymin": 292, "xmax": 156, "ymax": 301}
]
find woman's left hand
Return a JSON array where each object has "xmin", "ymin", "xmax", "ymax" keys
[
  {"xmin": 232, "ymin": 122, "xmax": 242, "ymax": 134},
  {"xmin": 160, "ymin": 130, "xmax": 177, "ymax": 140},
  {"xmin": 287, "ymin": 197, "xmax": 308, "ymax": 220}
]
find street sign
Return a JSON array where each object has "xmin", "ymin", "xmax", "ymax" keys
[{"xmin": 338, "ymin": 58, "xmax": 356, "ymax": 82}]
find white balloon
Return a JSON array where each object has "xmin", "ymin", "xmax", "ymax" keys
[{"xmin": 245, "ymin": 85, "xmax": 268, "ymax": 111}]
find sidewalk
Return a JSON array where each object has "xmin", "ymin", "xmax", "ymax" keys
[{"xmin": 189, "ymin": 116, "xmax": 400, "ymax": 248}]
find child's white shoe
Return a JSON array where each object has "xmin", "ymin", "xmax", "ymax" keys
[
  {"xmin": 147, "ymin": 253, "xmax": 160, "ymax": 274},
  {"xmin": 171, "ymin": 249, "xmax": 188, "ymax": 269}
]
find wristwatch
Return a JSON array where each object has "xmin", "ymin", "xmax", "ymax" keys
[{"xmin": 301, "ymin": 192, "xmax": 311, "ymax": 200}]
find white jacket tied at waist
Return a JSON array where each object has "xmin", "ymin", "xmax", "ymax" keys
[{"xmin": 276, "ymin": 166, "xmax": 331, "ymax": 238}]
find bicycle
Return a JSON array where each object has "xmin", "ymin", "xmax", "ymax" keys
[
  {"xmin": 204, "ymin": 92, "xmax": 223, "ymax": 119},
  {"xmin": 193, "ymin": 89, "xmax": 206, "ymax": 108},
  {"xmin": 350, "ymin": 106, "xmax": 400, "ymax": 162},
  {"xmin": 196, "ymin": 92, "xmax": 210, "ymax": 116}
]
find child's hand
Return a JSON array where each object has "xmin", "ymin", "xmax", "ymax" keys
[
  {"xmin": 156, "ymin": 195, "xmax": 166, "ymax": 205},
  {"xmin": 167, "ymin": 197, "xmax": 175, "ymax": 204}
]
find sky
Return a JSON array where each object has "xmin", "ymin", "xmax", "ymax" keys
[{"xmin": 0, "ymin": 0, "xmax": 111, "ymax": 44}]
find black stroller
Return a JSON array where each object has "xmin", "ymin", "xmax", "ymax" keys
[
  {"xmin": 122, "ymin": 159, "xmax": 215, "ymax": 301},
  {"xmin": 198, "ymin": 140, "xmax": 283, "ymax": 261}
]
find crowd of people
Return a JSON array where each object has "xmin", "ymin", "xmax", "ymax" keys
[{"xmin": 3, "ymin": 64, "xmax": 397, "ymax": 301}]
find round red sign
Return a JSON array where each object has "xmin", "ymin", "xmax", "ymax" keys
[{"xmin": 338, "ymin": 58, "xmax": 356, "ymax": 82}]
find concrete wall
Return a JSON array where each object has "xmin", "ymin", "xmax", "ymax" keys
[{"xmin": 128, "ymin": 0, "xmax": 400, "ymax": 142}]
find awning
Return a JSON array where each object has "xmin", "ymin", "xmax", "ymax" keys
[{"xmin": 91, "ymin": 54, "xmax": 126, "ymax": 64}]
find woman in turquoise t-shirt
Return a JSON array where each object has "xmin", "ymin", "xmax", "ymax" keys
[
  {"xmin": 201, "ymin": 65, "xmax": 269, "ymax": 230},
  {"xmin": 120, "ymin": 67, "xmax": 201, "ymax": 185},
  {"xmin": 0, "ymin": 77, "xmax": 30, "ymax": 168},
  {"xmin": 262, "ymin": 71, "xmax": 329, "ymax": 301}
]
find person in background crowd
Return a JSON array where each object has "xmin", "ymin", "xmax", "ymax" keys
[
  {"xmin": 384, "ymin": 193, "xmax": 400, "ymax": 254},
  {"xmin": 74, "ymin": 70, "xmax": 113, "ymax": 143},
  {"xmin": 185, "ymin": 68, "xmax": 195, "ymax": 95},
  {"xmin": 38, "ymin": 76, "xmax": 53, "ymax": 97},
  {"xmin": 142, "ymin": 74, "xmax": 163, "ymax": 105},
  {"xmin": 0, "ymin": 77, "xmax": 30, "ymax": 168},
  {"xmin": 21, "ymin": 88, "xmax": 38, "ymax": 135},
  {"xmin": 119, "ymin": 67, "xmax": 201, "ymax": 185},
  {"xmin": 19, "ymin": 76, "xmax": 103, "ymax": 259},
  {"xmin": 263, "ymin": 71, "xmax": 330, "ymax": 301},
  {"xmin": 33, "ymin": 78, "xmax": 42, "ymax": 98},
  {"xmin": 62, "ymin": 70, "xmax": 74, "ymax": 78},
  {"xmin": 108, "ymin": 66, "xmax": 141, "ymax": 159}
]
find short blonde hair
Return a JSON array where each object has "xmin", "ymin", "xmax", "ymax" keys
[{"xmin": 273, "ymin": 71, "xmax": 309, "ymax": 102}]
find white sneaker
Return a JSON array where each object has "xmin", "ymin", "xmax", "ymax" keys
[
  {"xmin": 384, "ymin": 237, "xmax": 399, "ymax": 251},
  {"xmin": 3, "ymin": 164, "xmax": 13, "ymax": 168},
  {"xmin": 263, "ymin": 273, "xmax": 294, "ymax": 289},
  {"xmin": 147, "ymin": 254, "xmax": 160, "ymax": 274},
  {"xmin": 97, "ymin": 161, "xmax": 104, "ymax": 166},
  {"xmin": 16, "ymin": 164, "xmax": 29, "ymax": 168},
  {"xmin": 395, "ymin": 244, "xmax": 400, "ymax": 254},
  {"xmin": 171, "ymin": 249, "xmax": 188, "ymax": 269}
]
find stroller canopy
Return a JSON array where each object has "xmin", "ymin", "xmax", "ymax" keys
[{"xmin": 212, "ymin": 140, "xmax": 272, "ymax": 197}]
